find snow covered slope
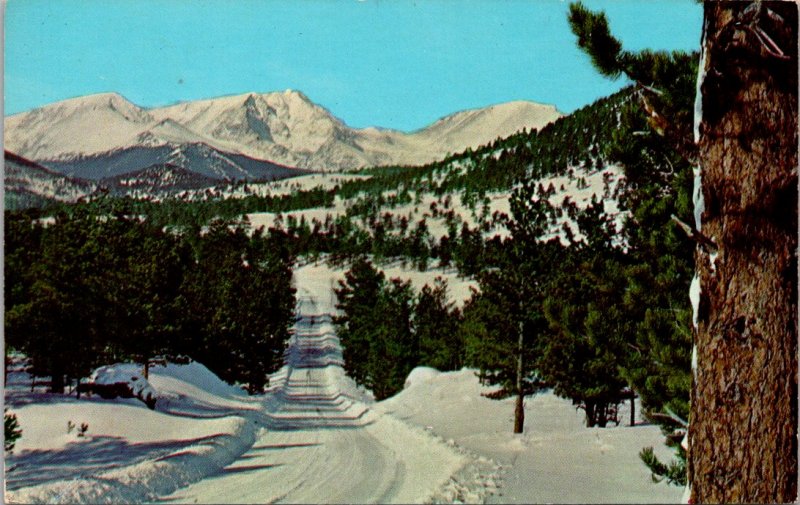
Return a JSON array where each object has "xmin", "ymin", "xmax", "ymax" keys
[
  {"xmin": 5, "ymin": 90, "xmax": 561, "ymax": 172},
  {"xmin": 4, "ymin": 151, "xmax": 96, "ymax": 209},
  {"xmin": 100, "ymin": 163, "xmax": 222, "ymax": 195},
  {"xmin": 4, "ymin": 93, "xmax": 155, "ymax": 160}
]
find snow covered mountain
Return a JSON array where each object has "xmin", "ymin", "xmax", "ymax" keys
[
  {"xmin": 4, "ymin": 151, "xmax": 96, "ymax": 209},
  {"xmin": 100, "ymin": 164, "xmax": 222, "ymax": 196},
  {"xmin": 5, "ymin": 90, "xmax": 562, "ymax": 172}
]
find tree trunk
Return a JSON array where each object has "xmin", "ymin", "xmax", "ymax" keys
[
  {"xmin": 514, "ymin": 390, "xmax": 525, "ymax": 434},
  {"xmin": 596, "ymin": 403, "xmax": 608, "ymax": 428},
  {"xmin": 689, "ymin": 2, "xmax": 798, "ymax": 502},
  {"xmin": 514, "ymin": 320, "xmax": 525, "ymax": 434},
  {"xmin": 585, "ymin": 400, "xmax": 596, "ymax": 428},
  {"xmin": 50, "ymin": 368, "xmax": 65, "ymax": 394},
  {"xmin": 630, "ymin": 392, "xmax": 636, "ymax": 427}
]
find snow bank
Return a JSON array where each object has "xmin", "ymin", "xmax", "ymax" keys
[
  {"xmin": 5, "ymin": 416, "xmax": 256, "ymax": 504},
  {"xmin": 5, "ymin": 359, "xmax": 260, "ymax": 504},
  {"xmin": 404, "ymin": 366, "xmax": 442, "ymax": 389},
  {"xmin": 148, "ymin": 361, "xmax": 246, "ymax": 399}
]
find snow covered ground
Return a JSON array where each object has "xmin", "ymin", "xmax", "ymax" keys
[
  {"xmin": 160, "ymin": 295, "xmax": 482, "ymax": 504},
  {"xmin": 3, "ymin": 269, "xmax": 483, "ymax": 504},
  {"xmin": 380, "ymin": 368, "xmax": 683, "ymax": 504},
  {"xmin": 4, "ymin": 358, "xmax": 261, "ymax": 503},
  {"xmin": 4, "ymin": 261, "xmax": 679, "ymax": 504}
]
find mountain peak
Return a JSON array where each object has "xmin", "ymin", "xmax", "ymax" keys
[
  {"xmin": 86, "ymin": 91, "xmax": 130, "ymax": 102},
  {"xmin": 282, "ymin": 89, "xmax": 310, "ymax": 101}
]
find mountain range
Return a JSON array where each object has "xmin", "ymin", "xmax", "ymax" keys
[{"xmin": 4, "ymin": 90, "xmax": 562, "ymax": 174}]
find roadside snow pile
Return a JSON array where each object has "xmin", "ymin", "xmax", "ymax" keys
[
  {"xmin": 149, "ymin": 361, "xmax": 245, "ymax": 397},
  {"xmin": 404, "ymin": 366, "xmax": 441, "ymax": 389},
  {"xmin": 5, "ymin": 360, "xmax": 259, "ymax": 504},
  {"xmin": 6, "ymin": 417, "xmax": 256, "ymax": 504},
  {"xmin": 379, "ymin": 368, "xmax": 683, "ymax": 504}
]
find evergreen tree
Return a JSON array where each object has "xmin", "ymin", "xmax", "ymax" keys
[
  {"xmin": 415, "ymin": 279, "xmax": 463, "ymax": 371},
  {"xmin": 334, "ymin": 258, "xmax": 419, "ymax": 400},
  {"xmin": 566, "ymin": 2, "xmax": 798, "ymax": 499},
  {"xmin": 538, "ymin": 202, "xmax": 630, "ymax": 428},
  {"xmin": 181, "ymin": 221, "xmax": 295, "ymax": 392},
  {"xmin": 689, "ymin": 3, "xmax": 797, "ymax": 501},
  {"xmin": 107, "ymin": 219, "xmax": 190, "ymax": 377},
  {"xmin": 565, "ymin": 0, "xmax": 697, "ymax": 482},
  {"xmin": 334, "ymin": 257, "xmax": 385, "ymax": 387},
  {"xmin": 5, "ymin": 209, "xmax": 107, "ymax": 392},
  {"xmin": 462, "ymin": 201, "xmax": 554, "ymax": 433},
  {"xmin": 4, "ymin": 409, "xmax": 22, "ymax": 454},
  {"xmin": 368, "ymin": 279, "xmax": 416, "ymax": 400}
]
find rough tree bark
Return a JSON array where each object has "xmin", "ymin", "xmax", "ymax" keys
[{"xmin": 689, "ymin": 2, "xmax": 798, "ymax": 503}]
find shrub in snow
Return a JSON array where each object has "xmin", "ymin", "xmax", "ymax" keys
[{"xmin": 4, "ymin": 408, "xmax": 22, "ymax": 454}]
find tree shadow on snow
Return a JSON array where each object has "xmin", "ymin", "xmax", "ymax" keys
[{"xmin": 5, "ymin": 433, "xmax": 228, "ymax": 491}]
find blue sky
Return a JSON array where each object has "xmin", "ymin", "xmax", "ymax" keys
[{"xmin": 4, "ymin": 0, "xmax": 702, "ymax": 131}]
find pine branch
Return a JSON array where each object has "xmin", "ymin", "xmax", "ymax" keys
[
  {"xmin": 670, "ymin": 214, "xmax": 717, "ymax": 253},
  {"xmin": 567, "ymin": 2, "xmax": 624, "ymax": 78},
  {"xmin": 648, "ymin": 410, "xmax": 688, "ymax": 428}
]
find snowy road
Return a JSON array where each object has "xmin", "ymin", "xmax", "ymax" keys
[{"xmin": 159, "ymin": 292, "xmax": 468, "ymax": 504}]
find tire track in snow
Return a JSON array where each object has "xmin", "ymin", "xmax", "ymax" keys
[{"xmin": 158, "ymin": 289, "xmax": 470, "ymax": 504}]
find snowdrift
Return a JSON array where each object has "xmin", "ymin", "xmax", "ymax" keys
[
  {"xmin": 404, "ymin": 366, "xmax": 442, "ymax": 389},
  {"xmin": 6, "ymin": 417, "xmax": 256, "ymax": 504},
  {"xmin": 5, "ymin": 360, "xmax": 259, "ymax": 504}
]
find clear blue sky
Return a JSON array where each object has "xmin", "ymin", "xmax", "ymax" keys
[{"xmin": 4, "ymin": 0, "xmax": 701, "ymax": 131}]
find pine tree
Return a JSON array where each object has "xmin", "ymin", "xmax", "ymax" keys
[
  {"xmin": 415, "ymin": 279, "xmax": 463, "ymax": 371},
  {"xmin": 5, "ymin": 209, "xmax": 108, "ymax": 392},
  {"xmin": 567, "ymin": 1, "xmax": 799, "ymax": 500},
  {"xmin": 177, "ymin": 221, "xmax": 295, "ymax": 391},
  {"xmin": 106, "ymin": 218, "xmax": 189, "ymax": 378},
  {"xmin": 565, "ymin": 0, "xmax": 697, "ymax": 482},
  {"xmin": 4, "ymin": 409, "xmax": 22, "ymax": 454},
  {"xmin": 369, "ymin": 279, "xmax": 416, "ymax": 400},
  {"xmin": 334, "ymin": 257, "xmax": 386, "ymax": 387},
  {"xmin": 536, "ymin": 201, "xmax": 631, "ymax": 428},
  {"xmin": 689, "ymin": 3, "xmax": 797, "ymax": 501},
  {"xmin": 334, "ymin": 258, "xmax": 419, "ymax": 400},
  {"xmin": 462, "ymin": 200, "xmax": 554, "ymax": 433}
]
